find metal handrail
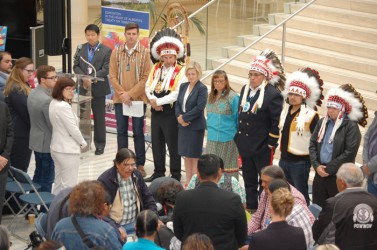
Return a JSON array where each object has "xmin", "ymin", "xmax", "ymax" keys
[
  {"xmin": 172, "ymin": 0, "xmax": 217, "ymax": 30},
  {"xmin": 201, "ymin": 0, "xmax": 317, "ymax": 81}
]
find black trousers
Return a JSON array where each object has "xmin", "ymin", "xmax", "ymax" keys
[
  {"xmin": 313, "ymin": 173, "xmax": 338, "ymax": 209},
  {"xmin": 92, "ymin": 96, "xmax": 106, "ymax": 150},
  {"xmin": 241, "ymin": 148, "xmax": 270, "ymax": 210},
  {"xmin": 0, "ymin": 164, "xmax": 9, "ymax": 223},
  {"xmin": 151, "ymin": 111, "xmax": 181, "ymax": 178}
]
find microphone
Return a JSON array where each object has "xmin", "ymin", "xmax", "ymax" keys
[
  {"xmin": 73, "ymin": 44, "xmax": 82, "ymax": 60},
  {"xmin": 79, "ymin": 56, "xmax": 97, "ymax": 82}
]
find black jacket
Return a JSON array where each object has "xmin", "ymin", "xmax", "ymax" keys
[
  {"xmin": 309, "ymin": 117, "xmax": 361, "ymax": 175},
  {"xmin": 312, "ymin": 188, "xmax": 377, "ymax": 250},
  {"xmin": 235, "ymin": 83, "xmax": 283, "ymax": 157},
  {"xmin": 173, "ymin": 181, "xmax": 247, "ymax": 250},
  {"xmin": 97, "ymin": 166, "xmax": 157, "ymax": 217},
  {"xmin": 0, "ymin": 101, "xmax": 13, "ymax": 161}
]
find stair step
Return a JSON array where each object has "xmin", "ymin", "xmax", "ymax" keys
[
  {"xmin": 288, "ymin": 2, "xmax": 377, "ymax": 28},
  {"xmin": 231, "ymin": 37, "xmax": 377, "ymax": 76},
  {"xmin": 210, "ymin": 52, "xmax": 377, "ymax": 93},
  {"xmin": 270, "ymin": 13, "xmax": 377, "ymax": 43},
  {"xmin": 314, "ymin": 0, "xmax": 377, "ymax": 15},
  {"xmin": 246, "ymin": 25, "xmax": 377, "ymax": 60}
]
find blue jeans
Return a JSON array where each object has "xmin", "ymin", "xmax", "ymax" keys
[
  {"xmin": 114, "ymin": 103, "xmax": 146, "ymax": 166},
  {"xmin": 367, "ymin": 174, "xmax": 377, "ymax": 197},
  {"xmin": 279, "ymin": 159, "xmax": 311, "ymax": 205},
  {"xmin": 121, "ymin": 221, "xmax": 136, "ymax": 235},
  {"xmin": 33, "ymin": 152, "xmax": 55, "ymax": 192}
]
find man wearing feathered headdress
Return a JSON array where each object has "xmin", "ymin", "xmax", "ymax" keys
[
  {"xmin": 234, "ymin": 49, "xmax": 285, "ymax": 211},
  {"xmin": 144, "ymin": 28, "xmax": 187, "ymax": 183},
  {"xmin": 309, "ymin": 84, "xmax": 368, "ymax": 208},
  {"xmin": 279, "ymin": 67, "xmax": 323, "ymax": 205}
]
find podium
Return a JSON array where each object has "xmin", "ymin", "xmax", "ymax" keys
[{"xmin": 58, "ymin": 73, "xmax": 105, "ymax": 153}]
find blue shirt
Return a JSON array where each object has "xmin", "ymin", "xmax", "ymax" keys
[
  {"xmin": 123, "ymin": 238, "xmax": 164, "ymax": 250},
  {"xmin": 206, "ymin": 91, "xmax": 239, "ymax": 142},
  {"xmin": 320, "ymin": 119, "xmax": 335, "ymax": 164}
]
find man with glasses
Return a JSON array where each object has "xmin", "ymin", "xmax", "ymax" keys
[
  {"xmin": 234, "ymin": 49, "xmax": 284, "ymax": 212},
  {"xmin": 27, "ymin": 65, "xmax": 58, "ymax": 193},
  {"xmin": 0, "ymin": 51, "xmax": 12, "ymax": 102},
  {"xmin": 98, "ymin": 148, "xmax": 157, "ymax": 235}
]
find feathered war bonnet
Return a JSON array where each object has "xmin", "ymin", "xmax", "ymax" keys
[
  {"xmin": 150, "ymin": 28, "xmax": 185, "ymax": 64},
  {"xmin": 242, "ymin": 49, "xmax": 285, "ymax": 114},
  {"xmin": 280, "ymin": 68, "xmax": 324, "ymax": 134},
  {"xmin": 317, "ymin": 83, "xmax": 368, "ymax": 143}
]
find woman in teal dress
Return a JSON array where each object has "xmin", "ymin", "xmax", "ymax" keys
[
  {"xmin": 123, "ymin": 210, "xmax": 164, "ymax": 250},
  {"xmin": 206, "ymin": 70, "xmax": 240, "ymax": 179}
]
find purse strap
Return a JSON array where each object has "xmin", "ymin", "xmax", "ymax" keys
[{"xmin": 71, "ymin": 215, "xmax": 96, "ymax": 249}]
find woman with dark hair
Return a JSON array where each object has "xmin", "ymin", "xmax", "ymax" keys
[
  {"xmin": 123, "ymin": 210, "xmax": 163, "ymax": 250},
  {"xmin": 49, "ymin": 77, "xmax": 87, "ymax": 194},
  {"xmin": 206, "ymin": 70, "xmax": 240, "ymax": 179},
  {"xmin": 98, "ymin": 148, "xmax": 157, "ymax": 235},
  {"xmin": 3, "ymin": 57, "xmax": 34, "ymax": 172},
  {"xmin": 248, "ymin": 188, "xmax": 306, "ymax": 250},
  {"xmin": 182, "ymin": 233, "xmax": 214, "ymax": 250},
  {"xmin": 51, "ymin": 181, "xmax": 122, "ymax": 249}
]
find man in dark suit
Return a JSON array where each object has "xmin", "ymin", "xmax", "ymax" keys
[
  {"xmin": 0, "ymin": 102, "xmax": 14, "ymax": 223},
  {"xmin": 73, "ymin": 24, "xmax": 112, "ymax": 155},
  {"xmin": 173, "ymin": 154, "xmax": 247, "ymax": 250},
  {"xmin": 313, "ymin": 163, "xmax": 377, "ymax": 250}
]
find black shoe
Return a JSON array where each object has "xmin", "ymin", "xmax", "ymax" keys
[
  {"xmin": 170, "ymin": 175, "xmax": 181, "ymax": 182},
  {"xmin": 144, "ymin": 174, "xmax": 164, "ymax": 182},
  {"xmin": 95, "ymin": 148, "xmax": 104, "ymax": 155}
]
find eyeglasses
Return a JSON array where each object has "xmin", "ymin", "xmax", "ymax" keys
[
  {"xmin": 214, "ymin": 80, "xmax": 225, "ymax": 84},
  {"xmin": 119, "ymin": 162, "xmax": 136, "ymax": 170},
  {"xmin": 23, "ymin": 69, "xmax": 34, "ymax": 74},
  {"xmin": 43, "ymin": 75, "xmax": 58, "ymax": 80},
  {"xmin": 248, "ymin": 72, "xmax": 263, "ymax": 78},
  {"xmin": 64, "ymin": 87, "xmax": 75, "ymax": 92}
]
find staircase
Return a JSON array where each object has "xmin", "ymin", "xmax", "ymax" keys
[{"xmin": 206, "ymin": 0, "xmax": 377, "ymax": 162}]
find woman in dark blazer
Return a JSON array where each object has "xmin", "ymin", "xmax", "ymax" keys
[
  {"xmin": 175, "ymin": 61, "xmax": 208, "ymax": 186},
  {"xmin": 3, "ymin": 57, "xmax": 34, "ymax": 172},
  {"xmin": 248, "ymin": 187, "xmax": 306, "ymax": 250}
]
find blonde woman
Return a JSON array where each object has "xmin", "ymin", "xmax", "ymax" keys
[
  {"xmin": 175, "ymin": 61, "xmax": 208, "ymax": 186},
  {"xmin": 206, "ymin": 70, "xmax": 240, "ymax": 179},
  {"xmin": 248, "ymin": 188, "xmax": 306, "ymax": 250},
  {"xmin": 49, "ymin": 77, "xmax": 87, "ymax": 194},
  {"xmin": 3, "ymin": 57, "xmax": 34, "ymax": 172}
]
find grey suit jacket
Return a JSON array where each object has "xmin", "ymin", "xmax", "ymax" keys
[
  {"xmin": 27, "ymin": 85, "xmax": 53, "ymax": 153},
  {"xmin": 73, "ymin": 42, "xmax": 112, "ymax": 97}
]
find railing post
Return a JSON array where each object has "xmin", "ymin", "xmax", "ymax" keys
[{"xmin": 281, "ymin": 23, "xmax": 286, "ymax": 64}]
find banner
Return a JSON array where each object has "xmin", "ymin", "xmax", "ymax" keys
[
  {"xmin": 0, "ymin": 26, "xmax": 8, "ymax": 51},
  {"xmin": 101, "ymin": 1, "xmax": 150, "ymax": 132}
]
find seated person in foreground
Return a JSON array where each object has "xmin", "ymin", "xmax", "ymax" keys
[
  {"xmin": 98, "ymin": 148, "xmax": 157, "ymax": 234},
  {"xmin": 122, "ymin": 210, "xmax": 164, "ymax": 250},
  {"xmin": 173, "ymin": 154, "xmax": 247, "ymax": 250},
  {"xmin": 51, "ymin": 181, "xmax": 122, "ymax": 249},
  {"xmin": 313, "ymin": 163, "xmax": 377, "ymax": 250},
  {"xmin": 248, "ymin": 187, "xmax": 307, "ymax": 250},
  {"xmin": 268, "ymin": 179, "xmax": 314, "ymax": 249},
  {"xmin": 248, "ymin": 165, "xmax": 314, "ymax": 234},
  {"xmin": 187, "ymin": 157, "xmax": 246, "ymax": 207}
]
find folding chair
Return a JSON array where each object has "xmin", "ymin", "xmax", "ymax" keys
[
  {"xmin": 308, "ymin": 203, "xmax": 322, "ymax": 219},
  {"xmin": 8, "ymin": 167, "xmax": 55, "ymax": 216},
  {"xmin": 4, "ymin": 171, "xmax": 41, "ymax": 215},
  {"xmin": 35, "ymin": 212, "xmax": 48, "ymax": 240}
]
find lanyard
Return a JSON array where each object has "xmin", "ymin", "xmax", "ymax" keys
[{"xmin": 87, "ymin": 43, "xmax": 100, "ymax": 63}]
